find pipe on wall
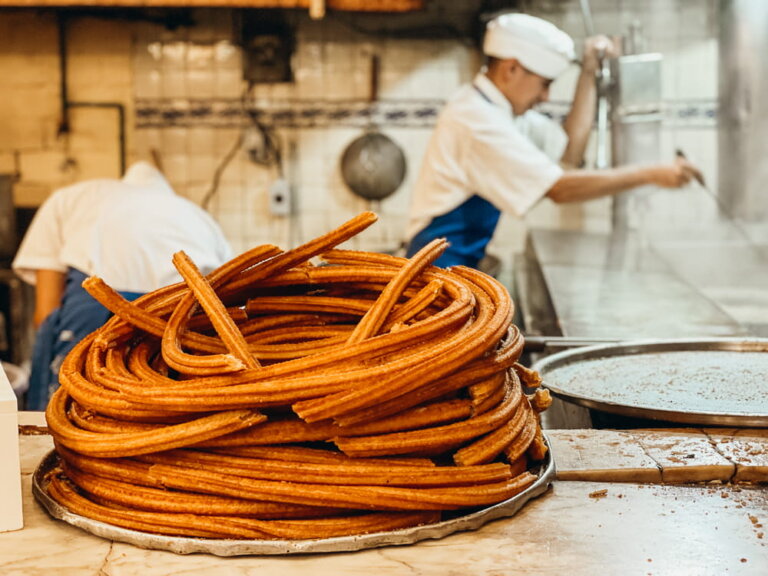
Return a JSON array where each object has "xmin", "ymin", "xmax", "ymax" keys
[{"xmin": 56, "ymin": 13, "xmax": 127, "ymax": 176}]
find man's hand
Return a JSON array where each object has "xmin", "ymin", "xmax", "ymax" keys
[
  {"xmin": 582, "ymin": 35, "xmax": 619, "ymax": 74},
  {"xmin": 647, "ymin": 156, "xmax": 705, "ymax": 188}
]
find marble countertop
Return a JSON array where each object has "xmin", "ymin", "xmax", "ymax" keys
[{"xmin": 3, "ymin": 413, "xmax": 767, "ymax": 575}]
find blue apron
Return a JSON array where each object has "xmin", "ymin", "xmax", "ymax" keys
[
  {"xmin": 406, "ymin": 194, "xmax": 501, "ymax": 269},
  {"xmin": 26, "ymin": 268, "xmax": 142, "ymax": 411}
]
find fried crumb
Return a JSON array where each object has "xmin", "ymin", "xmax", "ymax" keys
[
  {"xmin": 18, "ymin": 425, "xmax": 50, "ymax": 436},
  {"xmin": 589, "ymin": 489, "xmax": 608, "ymax": 499}
]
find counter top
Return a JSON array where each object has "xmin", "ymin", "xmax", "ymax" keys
[{"xmin": 4, "ymin": 413, "xmax": 767, "ymax": 575}]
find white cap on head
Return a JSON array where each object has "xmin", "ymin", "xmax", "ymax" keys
[{"xmin": 483, "ymin": 13, "xmax": 575, "ymax": 79}]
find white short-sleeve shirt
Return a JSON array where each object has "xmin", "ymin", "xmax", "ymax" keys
[
  {"xmin": 12, "ymin": 179, "xmax": 112, "ymax": 285},
  {"xmin": 13, "ymin": 162, "xmax": 233, "ymax": 293},
  {"xmin": 406, "ymin": 73, "xmax": 567, "ymax": 240}
]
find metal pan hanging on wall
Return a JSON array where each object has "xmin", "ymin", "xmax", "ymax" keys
[
  {"xmin": 340, "ymin": 129, "xmax": 407, "ymax": 201},
  {"xmin": 340, "ymin": 53, "xmax": 407, "ymax": 201}
]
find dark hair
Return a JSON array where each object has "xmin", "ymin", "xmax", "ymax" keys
[{"xmin": 486, "ymin": 56, "xmax": 503, "ymax": 70}]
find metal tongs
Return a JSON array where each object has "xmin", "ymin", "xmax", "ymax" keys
[{"xmin": 676, "ymin": 148, "xmax": 767, "ymax": 263}]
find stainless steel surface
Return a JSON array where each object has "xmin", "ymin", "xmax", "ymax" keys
[
  {"xmin": 610, "ymin": 50, "xmax": 663, "ymax": 232},
  {"xmin": 517, "ymin": 229, "xmax": 751, "ymax": 340},
  {"xmin": 644, "ymin": 230, "xmax": 768, "ymax": 333},
  {"xmin": 719, "ymin": 0, "xmax": 768, "ymax": 221},
  {"xmin": 615, "ymin": 53, "xmax": 663, "ymax": 114},
  {"xmin": 533, "ymin": 338, "xmax": 768, "ymax": 427},
  {"xmin": 523, "ymin": 335, "xmax": 620, "ymax": 353},
  {"xmin": 33, "ymin": 448, "xmax": 555, "ymax": 556}
]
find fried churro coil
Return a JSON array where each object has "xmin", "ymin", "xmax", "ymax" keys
[
  {"xmin": 172, "ymin": 250, "xmax": 259, "ymax": 370},
  {"xmin": 503, "ymin": 409, "xmax": 539, "ymax": 464},
  {"xmin": 246, "ymin": 295, "xmax": 372, "ymax": 317},
  {"xmin": 346, "ymin": 238, "xmax": 447, "ymax": 344},
  {"xmin": 47, "ymin": 387, "xmax": 265, "ymax": 457},
  {"xmin": 529, "ymin": 388, "xmax": 553, "ymax": 413},
  {"xmin": 453, "ymin": 375, "xmax": 534, "ymax": 467},
  {"xmin": 514, "ymin": 362, "xmax": 542, "ymax": 388},
  {"xmin": 83, "ymin": 276, "xmax": 224, "ymax": 354},
  {"xmin": 48, "ymin": 472, "xmax": 284, "ymax": 539},
  {"xmin": 292, "ymin": 265, "xmax": 512, "ymax": 424},
  {"xmin": 137, "ymin": 449, "xmax": 514, "ymax": 487},
  {"xmin": 332, "ymin": 379, "xmax": 521, "ymax": 458},
  {"xmin": 60, "ymin": 460, "xmax": 440, "ymax": 539},
  {"xmin": 218, "ymin": 445, "xmax": 436, "ymax": 468},
  {"xmin": 135, "ymin": 460, "xmax": 535, "ymax": 511},
  {"xmin": 45, "ymin": 211, "xmax": 549, "ymax": 541},
  {"xmin": 64, "ymin": 464, "xmax": 342, "ymax": 518}
]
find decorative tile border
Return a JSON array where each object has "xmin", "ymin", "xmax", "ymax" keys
[
  {"xmin": 135, "ymin": 98, "xmax": 718, "ymax": 129},
  {"xmin": 663, "ymin": 99, "xmax": 718, "ymax": 125},
  {"xmin": 136, "ymin": 98, "xmax": 444, "ymax": 129}
]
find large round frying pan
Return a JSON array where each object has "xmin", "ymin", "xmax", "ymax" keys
[
  {"xmin": 533, "ymin": 338, "xmax": 768, "ymax": 427},
  {"xmin": 340, "ymin": 54, "xmax": 406, "ymax": 201}
]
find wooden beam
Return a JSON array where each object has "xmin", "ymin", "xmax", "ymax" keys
[{"xmin": 0, "ymin": 0, "xmax": 424, "ymax": 10}]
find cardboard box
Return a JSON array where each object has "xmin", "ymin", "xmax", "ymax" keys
[{"xmin": 0, "ymin": 364, "xmax": 23, "ymax": 532}]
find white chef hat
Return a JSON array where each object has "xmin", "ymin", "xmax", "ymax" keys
[{"xmin": 483, "ymin": 13, "xmax": 575, "ymax": 79}]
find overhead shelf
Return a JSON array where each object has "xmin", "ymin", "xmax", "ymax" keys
[{"xmin": 0, "ymin": 0, "xmax": 424, "ymax": 10}]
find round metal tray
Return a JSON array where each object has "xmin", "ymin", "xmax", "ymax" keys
[
  {"xmin": 533, "ymin": 338, "xmax": 768, "ymax": 427},
  {"xmin": 33, "ymin": 445, "xmax": 555, "ymax": 556}
]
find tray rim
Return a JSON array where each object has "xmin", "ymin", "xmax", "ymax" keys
[
  {"xmin": 532, "ymin": 337, "xmax": 768, "ymax": 427},
  {"xmin": 32, "ymin": 441, "xmax": 555, "ymax": 556}
]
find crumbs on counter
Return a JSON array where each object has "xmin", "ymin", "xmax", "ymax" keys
[
  {"xmin": 19, "ymin": 425, "xmax": 49, "ymax": 436},
  {"xmin": 589, "ymin": 489, "xmax": 609, "ymax": 499}
]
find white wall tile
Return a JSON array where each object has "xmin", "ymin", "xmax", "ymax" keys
[{"xmin": 214, "ymin": 68, "xmax": 244, "ymax": 99}]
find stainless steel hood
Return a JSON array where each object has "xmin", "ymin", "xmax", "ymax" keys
[{"xmin": 719, "ymin": 0, "xmax": 768, "ymax": 221}]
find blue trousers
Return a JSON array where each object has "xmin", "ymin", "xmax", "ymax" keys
[{"xmin": 27, "ymin": 268, "xmax": 142, "ymax": 411}]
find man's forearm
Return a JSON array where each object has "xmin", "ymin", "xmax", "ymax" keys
[
  {"xmin": 34, "ymin": 269, "xmax": 65, "ymax": 327},
  {"xmin": 547, "ymin": 165, "xmax": 656, "ymax": 204},
  {"xmin": 561, "ymin": 67, "xmax": 598, "ymax": 168}
]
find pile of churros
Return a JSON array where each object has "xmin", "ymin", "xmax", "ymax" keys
[{"xmin": 44, "ymin": 211, "xmax": 551, "ymax": 541}]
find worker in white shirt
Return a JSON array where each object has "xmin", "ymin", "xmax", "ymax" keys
[
  {"xmin": 12, "ymin": 161, "xmax": 233, "ymax": 410},
  {"xmin": 405, "ymin": 12, "xmax": 702, "ymax": 269}
]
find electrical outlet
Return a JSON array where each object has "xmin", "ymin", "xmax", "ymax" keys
[{"xmin": 268, "ymin": 178, "xmax": 291, "ymax": 216}]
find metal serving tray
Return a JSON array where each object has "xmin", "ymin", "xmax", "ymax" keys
[
  {"xmin": 33, "ymin": 444, "xmax": 555, "ymax": 556},
  {"xmin": 533, "ymin": 338, "xmax": 768, "ymax": 427}
]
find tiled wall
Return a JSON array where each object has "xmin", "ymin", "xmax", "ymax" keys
[{"xmin": 0, "ymin": 0, "xmax": 718, "ymax": 274}]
